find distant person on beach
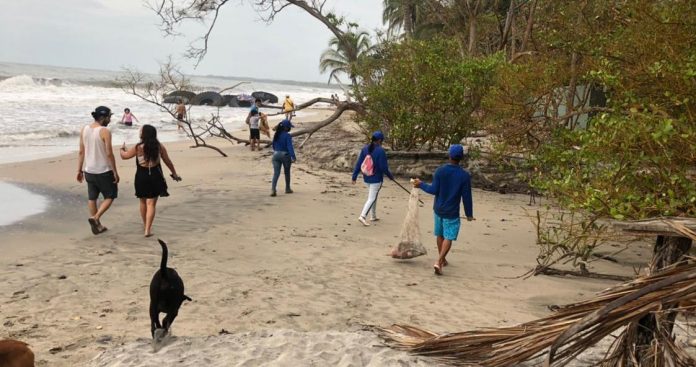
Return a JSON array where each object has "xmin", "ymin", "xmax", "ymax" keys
[
  {"xmin": 77, "ymin": 106, "xmax": 119, "ymax": 235},
  {"xmin": 351, "ymin": 131, "xmax": 394, "ymax": 226},
  {"xmin": 175, "ymin": 99, "xmax": 186, "ymax": 132},
  {"xmin": 283, "ymin": 95, "xmax": 295, "ymax": 120},
  {"xmin": 120, "ymin": 108, "xmax": 139, "ymax": 127},
  {"xmin": 412, "ymin": 144, "xmax": 474, "ymax": 276},
  {"xmin": 247, "ymin": 98, "xmax": 261, "ymax": 118},
  {"xmin": 270, "ymin": 119, "xmax": 296, "ymax": 197},
  {"xmin": 120, "ymin": 124, "xmax": 181, "ymax": 237},
  {"xmin": 247, "ymin": 109, "xmax": 261, "ymax": 151}
]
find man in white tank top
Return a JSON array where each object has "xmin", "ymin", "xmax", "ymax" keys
[{"xmin": 76, "ymin": 106, "xmax": 120, "ymax": 235}]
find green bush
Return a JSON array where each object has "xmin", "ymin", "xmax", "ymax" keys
[{"xmin": 355, "ymin": 38, "xmax": 502, "ymax": 150}]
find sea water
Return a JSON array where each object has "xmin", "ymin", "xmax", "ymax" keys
[
  {"xmin": 0, "ymin": 182, "xmax": 47, "ymax": 226},
  {"xmin": 0, "ymin": 62, "xmax": 341, "ymax": 223},
  {"xmin": 0, "ymin": 62, "xmax": 341, "ymax": 164}
]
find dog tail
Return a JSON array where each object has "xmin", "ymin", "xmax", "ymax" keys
[{"xmin": 157, "ymin": 239, "xmax": 168, "ymax": 278}]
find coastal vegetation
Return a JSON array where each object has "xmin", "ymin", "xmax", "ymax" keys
[{"xmin": 145, "ymin": 0, "xmax": 696, "ymax": 273}]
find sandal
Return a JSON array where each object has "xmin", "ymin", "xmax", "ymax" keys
[{"xmin": 88, "ymin": 218, "xmax": 100, "ymax": 235}]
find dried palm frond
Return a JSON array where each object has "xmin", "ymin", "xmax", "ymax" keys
[{"xmin": 376, "ymin": 258, "xmax": 696, "ymax": 366}]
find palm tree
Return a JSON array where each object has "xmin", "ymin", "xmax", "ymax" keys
[
  {"xmin": 319, "ymin": 30, "xmax": 372, "ymax": 86},
  {"xmin": 382, "ymin": 0, "xmax": 421, "ymax": 37}
]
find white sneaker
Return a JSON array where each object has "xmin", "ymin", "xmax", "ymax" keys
[{"xmin": 358, "ymin": 216, "xmax": 370, "ymax": 226}]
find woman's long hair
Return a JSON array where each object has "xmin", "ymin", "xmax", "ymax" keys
[
  {"xmin": 140, "ymin": 124, "xmax": 160, "ymax": 163},
  {"xmin": 273, "ymin": 123, "xmax": 287, "ymax": 143}
]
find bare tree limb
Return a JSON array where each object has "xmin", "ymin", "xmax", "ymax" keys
[{"xmin": 220, "ymin": 101, "xmax": 362, "ymax": 145}]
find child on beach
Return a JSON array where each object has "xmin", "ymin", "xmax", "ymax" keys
[
  {"xmin": 270, "ymin": 119, "xmax": 296, "ymax": 197},
  {"xmin": 351, "ymin": 131, "xmax": 394, "ymax": 226},
  {"xmin": 412, "ymin": 144, "xmax": 474, "ymax": 276},
  {"xmin": 120, "ymin": 108, "xmax": 139, "ymax": 127},
  {"xmin": 247, "ymin": 109, "xmax": 261, "ymax": 151},
  {"xmin": 119, "ymin": 125, "xmax": 181, "ymax": 237}
]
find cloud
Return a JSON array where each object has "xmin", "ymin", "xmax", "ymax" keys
[{"xmin": 0, "ymin": 0, "xmax": 384, "ymax": 82}]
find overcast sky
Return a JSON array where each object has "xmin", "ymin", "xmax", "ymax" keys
[{"xmin": 0, "ymin": 0, "xmax": 383, "ymax": 83}]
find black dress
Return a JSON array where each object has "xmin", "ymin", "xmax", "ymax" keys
[{"xmin": 134, "ymin": 148, "xmax": 169, "ymax": 198}]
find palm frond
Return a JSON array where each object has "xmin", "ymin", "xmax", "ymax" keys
[{"xmin": 375, "ymin": 248, "xmax": 696, "ymax": 367}]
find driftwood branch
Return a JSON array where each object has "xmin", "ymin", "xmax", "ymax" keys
[
  {"xmin": 221, "ymin": 101, "xmax": 362, "ymax": 145},
  {"xmin": 611, "ymin": 217, "xmax": 696, "ymax": 236},
  {"xmin": 265, "ymin": 97, "xmax": 339, "ymax": 116},
  {"xmin": 116, "ymin": 62, "xmax": 228, "ymax": 156},
  {"xmin": 532, "ymin": 266, "xmax": 631, "ymax": 282}
]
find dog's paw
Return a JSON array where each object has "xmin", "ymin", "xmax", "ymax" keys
[{"xmin": 152, "ymin": 328, "xmax": 168, "ymax": 352}]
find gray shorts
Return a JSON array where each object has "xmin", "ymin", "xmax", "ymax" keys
[{"xmin": 85, "ymin": 171, "xmax": 118, "ymax": 200}]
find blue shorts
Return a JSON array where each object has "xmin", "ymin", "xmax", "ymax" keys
[{"xmin": 434, "ymin": 213, "xmax": 461, "ymax": 241}]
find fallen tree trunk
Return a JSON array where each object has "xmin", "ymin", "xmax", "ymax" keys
[
  {"xmin": 264, "ymin": 97, "xmax": 340, "ymax": 116},
  {"xmin": 221, "ymin": 101, "xmax": 362, "ymax": 145}
]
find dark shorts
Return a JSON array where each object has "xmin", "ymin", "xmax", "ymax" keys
[
  {"xmin": 177, "ymin": 113, "xmax": 184, "ymax": 121},
  {"xmin": 84, "ymin": 171, "xmax": 118, "ymax": 201},
  {"xmin": 250, "ymin": 128, "xmax": 260, "ymax": 139},
  {"xmin": 124, "ymin": 121, "xmax": 132, "ymax": 126}
]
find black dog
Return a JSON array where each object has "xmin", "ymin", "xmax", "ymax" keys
[{"xmin": 150, "ymin": 239, "xmax": 191, "ymax": 339}]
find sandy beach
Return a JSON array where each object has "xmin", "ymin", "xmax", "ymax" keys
[{"xmin": 0, "ymin": 113, "xmax": 651, "ymax": 366}]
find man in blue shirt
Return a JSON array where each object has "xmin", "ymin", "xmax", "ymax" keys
[{"xmin": 413, "ymin": 144, "xmax": 474, "ymax": 275}]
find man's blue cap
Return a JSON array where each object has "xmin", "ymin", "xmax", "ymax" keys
[
  {"xmin": 372, "ymin": 131, "xmax": 385, "ymax": 140},
  {"xmin": 250, "ymin": 106, "xmax": 259, "ymax": 113},
  {"xmin": 449, "ymin": 144, "xmax": 465, "ymax": 160},
  {"xmin": 280, "ymin": 119, "xmax": 295, "ymax": 129}
]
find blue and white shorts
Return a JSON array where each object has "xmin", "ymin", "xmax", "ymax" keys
[{"xmin": 433, "ymin": 213, "xmax": 461, "ymax": 241}]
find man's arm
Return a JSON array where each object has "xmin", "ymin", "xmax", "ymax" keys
[
  {"xmin": 415, "ymin": 168, "xmax": 440, "ymax": 196},
  {"xmin": 462, "ymin": 173, "xmax": 474, "ymax": 219},
  {"xmin": 101, "ymin": 129, "xmax": 119, "ymax": 183},
  {"xmin": 76, "ymin": 127, "xmax": 85, "ymax": 182}
]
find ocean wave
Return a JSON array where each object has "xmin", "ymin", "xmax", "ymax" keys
[
  {"xmin": 0, "ymin": 129, "xmax": 81, "ymax": 142},
  {"xmin": 0, "ymin": 74, "xmax": 72, "ymax": 89}
]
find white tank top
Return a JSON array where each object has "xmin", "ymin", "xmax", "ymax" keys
[{"xmin": 82, "ymin": 125, "xmax": 111, "ymax": 174}]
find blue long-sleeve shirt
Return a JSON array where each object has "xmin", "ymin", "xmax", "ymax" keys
[
  {"xmin": 352, "ymin": 144, "xmax": 394, "ymax": 184},
  {"xmin": 420, "ymin": 163, "xmax": 473, "ymax": 219},
  {"xmin": 272, "ymin": 131, "xmax": 296, "ymax": 161}
]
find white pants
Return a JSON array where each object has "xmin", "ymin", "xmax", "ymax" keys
[{"xmin": 360, "ymin": 182, "xmax": 382, "ymax": 219}]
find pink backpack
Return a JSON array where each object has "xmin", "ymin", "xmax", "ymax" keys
[{"xmin": 360, "ymin": 154, "xmax": 375, "ymax": 176}]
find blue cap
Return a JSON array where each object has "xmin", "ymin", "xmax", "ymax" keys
[
  {"xmin": 250, "ymin": 106, "xmax": 259, "ymax": 113},
  {"xmin": 280, "ymin": 119, "xmax": 294, "ymax": 129},
  {"xmin": 372, "ymin": 131, "xmax": 385, "ymax": 140},
  {"xmin": 449, "ymin": 144, "xmax": 465, "ymax": 160}
]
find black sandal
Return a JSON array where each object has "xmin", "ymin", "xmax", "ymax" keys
[{"xmin": 88, "ymin": 218, "xmax": 100, "ymax": 235}]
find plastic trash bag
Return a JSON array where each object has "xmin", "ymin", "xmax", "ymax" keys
[{"xmin": 391, "ymin": 187, "xmax": 427, "ymax": 259}]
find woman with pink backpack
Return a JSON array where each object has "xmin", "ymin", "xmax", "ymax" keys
[{"xmin": 351, "ymin": 131, "xmax": 394, "ymax": 226}]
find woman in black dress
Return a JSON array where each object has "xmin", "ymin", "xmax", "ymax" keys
[{"xmin": 120, "ymin": 125, "xmax": 181, "ymax": 237}]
